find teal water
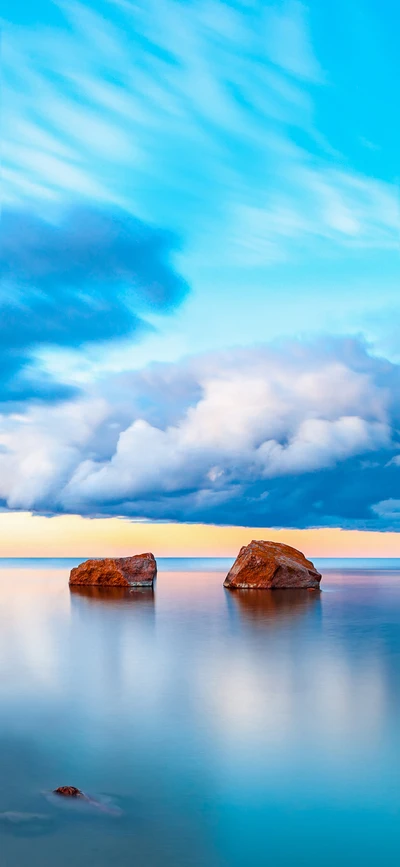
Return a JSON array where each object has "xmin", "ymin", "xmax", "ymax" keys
[{"xmin": 0, "ymin": 560, "xmax": 399, "ymax": 866}]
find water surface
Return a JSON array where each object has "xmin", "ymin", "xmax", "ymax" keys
[{"xmin": 0, "ymin": 560, "xmax": 399, "ymax": 866}]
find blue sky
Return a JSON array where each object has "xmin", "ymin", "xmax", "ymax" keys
[{"xmin": 1, "ymin": 1, "xmax": 400, "ymax": 531}]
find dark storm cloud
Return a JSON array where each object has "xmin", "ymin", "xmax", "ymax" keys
[
  {"xmin": 0, "ymin": 206, "xmax": 188, "ymax": 401},
  {"xmin": 59, "ymin": 451, "xmax": 400, "ymax": 531}
]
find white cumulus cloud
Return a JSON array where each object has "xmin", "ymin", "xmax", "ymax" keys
[{"xmin": 0, "ymin": 337, "xmax": 398, "ymax": 527}]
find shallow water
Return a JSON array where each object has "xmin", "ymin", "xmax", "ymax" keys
[{"xmin": 0, "ymin": 560, "xmax": 399, "ymax": 866}]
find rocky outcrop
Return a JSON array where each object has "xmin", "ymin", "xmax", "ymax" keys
[
  {"xmin": 224, "ymin": 540, "xmax": 321, "ymax": 590},
  {"xmin": 69, "ymin": 554, "xmax": 157, "ymax": 587}
]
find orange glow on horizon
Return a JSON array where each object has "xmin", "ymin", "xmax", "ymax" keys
[{"xmin": 0, "ymin": 512, "xmax": 399, "ymax": 558}]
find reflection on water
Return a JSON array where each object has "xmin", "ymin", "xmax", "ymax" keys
[
  {"xmin": 70, "ymin": 585, "xmax": 155, "ymax": 608},
  {"xmin": 226, "ymin": 586, "xmax": 321, "ymax": 625},
  {"xmin": 0, "ymin": 564, "xmax": 399, "ymax": 867}
]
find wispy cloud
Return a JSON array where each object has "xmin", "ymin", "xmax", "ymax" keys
[
  {"xmin": 265, "ymin": 0, "xmax": 324, "ymax": 82},
  {"xmin": 230, "ymin": 163, "xmax": 398, "ymax": 264},
  {"xmin": 3, "ymin": 0, "xmax": 397, "ymax": 261}
]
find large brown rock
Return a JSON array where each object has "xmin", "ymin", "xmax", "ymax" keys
[
  {"xmin": 224, "ymin": 540, "xmax": 321, "ymax": 590},
  {"xmin": 69, "ymin": 554, "xmax": 157, "ymax": 587}
]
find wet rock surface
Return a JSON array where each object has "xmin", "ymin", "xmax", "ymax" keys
[
  {"xmin": 69, "ymin": 554, "xmax": 157, "ymax": 587},
  {"xmin": 224, "ymin": 540, "xmax": 322, "ymax": 590}
]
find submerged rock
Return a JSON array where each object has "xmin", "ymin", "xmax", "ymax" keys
[
  {"xmin": 69, "ymin": 554, "xmax": 157, "ymax": 587},
  {"xmin": 224, "ymin": 540, "xmax": 321, "ymax": 590},
  {"xmin": 53, "ymin": 786, "xmax": 84, "ymax": 798}
]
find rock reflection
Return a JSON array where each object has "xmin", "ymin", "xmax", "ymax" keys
[
  {"xmin": 226, "ymin": 588, "xmax": 321, "ymax": 627},
  {"xmin": 69, "ymin": 585, "xmax": 155, "ymax": 610}
]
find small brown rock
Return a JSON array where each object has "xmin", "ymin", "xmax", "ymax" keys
[
  {"xmin": 69, "ymin": 554, "xmax": 157, "ymax": 587},
  {"xmin": 53, "ymin": 787, "xmax": 83, "ymax": 798},
  {"xmin": 224, "ymin": 540, "xmax": 321, "ymax": 590}
]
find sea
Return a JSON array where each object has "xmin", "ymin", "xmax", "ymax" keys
[{"xmin": 0, "ymin": 558, "xmax": 399, "ymax": 866}]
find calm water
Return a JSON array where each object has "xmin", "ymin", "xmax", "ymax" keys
[{"xmin": 0, "ymin": 559, "xmax": 400, "ymax": 866}]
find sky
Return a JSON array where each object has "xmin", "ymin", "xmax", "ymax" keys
[{"xmin": 1, "ymin": 0, "xmax": 400, "ymax": 555}]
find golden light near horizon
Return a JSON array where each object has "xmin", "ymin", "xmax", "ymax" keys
[{"xmin": 0, "ymin": 511, "xmax": 399, "ymax": 558}]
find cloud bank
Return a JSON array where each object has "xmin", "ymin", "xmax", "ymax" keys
[{"xmin": 1, "ymin": 337, "xmax": 400, "ymax": 529}]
